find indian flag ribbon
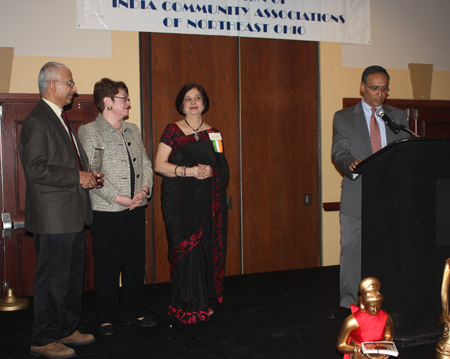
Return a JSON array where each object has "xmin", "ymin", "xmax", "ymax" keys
[{"xmin": 212, "ymin": 139, "xmax": 223, "ymax": 153}]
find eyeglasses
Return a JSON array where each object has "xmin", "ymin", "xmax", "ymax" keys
[
  {"xmin": 364, "ymin": 84, "xmax": 390, "ymax": 93},
  {"xmin": 114, "ymin": 96, "xmax": 131, "ymax": 102},
  {"xmin": 54, "ymin": 80, "xmax": 75, "ymax": 88}
]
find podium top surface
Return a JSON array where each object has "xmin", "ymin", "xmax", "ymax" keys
[{"xmin": 354, "ymin": 137, "xmax": 450, "ymax": 174}]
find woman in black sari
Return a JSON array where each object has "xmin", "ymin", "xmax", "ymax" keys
[{"xmin": 154, "ymin": 83, "xmax": 229, "ymax": 324}]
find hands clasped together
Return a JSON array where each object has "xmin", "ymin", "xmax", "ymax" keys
[
  {"xmin": 81, "ymin": 171, "xmax": 145, "ymax": 210},
  {"xmin": 191, "ymin": 164, "xmax": 212, "ymax": 180},
  {"xmin": 114, "ymin": 192, "xmax": 147, "ymax": 210}
]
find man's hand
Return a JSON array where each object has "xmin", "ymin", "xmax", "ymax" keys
[
  {"xmin": 79, "ymin": 171, "xmax": 97, "ymax": 189},
  {"xmin": 349, "ymin": 158, "xmax": 362, "ymax": 172}
]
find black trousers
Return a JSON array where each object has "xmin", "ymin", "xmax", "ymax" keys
[
  {"xmin": 90, "ymin": 207, "xmax": 146, "ymax": 324},
  {"xmin": 31, "ymin": 231, "xmax": 85, "ymax": 346}
]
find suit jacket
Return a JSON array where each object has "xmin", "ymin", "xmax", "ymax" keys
[
  {"xmin": 331, "ymin": 101, "xmax": 410, "ymax": 217},
  {"xmin": 77, "ymin": 113, "xmax": 153, "ymax": 212},
  {"xmin": 19, "ymin": 99, "xmax": 92, "ymax": 234}
]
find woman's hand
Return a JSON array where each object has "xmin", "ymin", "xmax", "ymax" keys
[
  {"xmin": 91, "ymin": 170, "xmax": 104, "ymax": 188},
  {"xmin": 114, "ymin": 195, "xmax": 134, "ymax": 208},
  {"xmin": 129, "ymin": 191, "xmax": 147, "ymax": 210},
  {"xmin": 189, "ymin": 164, "xmax": 212, "ymax": 180}
]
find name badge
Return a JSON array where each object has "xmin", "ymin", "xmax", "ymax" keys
[
  {"xmin": 208, "ymin": 132, "xmax": 223, "ymax": 153},
  {"xmin": 208, "ymin": 133, "xmax": 222, "ymax": 141}
]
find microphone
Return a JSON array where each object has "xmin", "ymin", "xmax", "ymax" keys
[{"xmin": 376, "ymin": 108, "xmax": 404, "ymax": 134}]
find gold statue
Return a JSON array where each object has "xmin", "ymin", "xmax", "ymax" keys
[
  {"xmin": 336, "ymin": 277, "xmax": 394, "ymax": 359},
  {"xmin": 436, "ymin": 259, "xmax": 450, "ymax": 358}
]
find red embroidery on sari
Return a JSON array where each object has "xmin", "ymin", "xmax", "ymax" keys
[
  {"xmin": 160, "ymin": 124, "xmax": 217, "ymax": 157},
  {"xmin": 169, "ymin": 228, "xmax": 203, "ymax": 277},
  {"xmin": 168, "ymin": 305, "xmax": 210, "ymax": 324}
]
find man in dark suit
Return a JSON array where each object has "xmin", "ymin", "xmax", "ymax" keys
[
  {"xmin": 19, "ymin": 62, "xmax": 99, "ymax": 358},
  {"xmin": 328, "ymin": 66, "xmax": 409, "ymax": 319}
]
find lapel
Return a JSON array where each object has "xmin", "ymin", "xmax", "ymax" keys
[
  {"xmin": 39, "ymin": 100, "xmax": 83, "ymax": 169},
  {"xmin": 352, "ymin": 101, "xmax": 372, "ymax": 153},
  {"xmin": 382, "ymin": 105, "xmax": 398, "ymax": 144},
  {"xmin": 72, "ymin": 130, "xmax": 89, "ymax": 169}
]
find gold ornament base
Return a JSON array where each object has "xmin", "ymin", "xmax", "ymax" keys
[
  {"xmin": 0, "ymin": 288, "xmax": 30, "ymax": 311},
  {"xmin": 436, "ymin": 259, "xmax": 450, "ymax": 358}
]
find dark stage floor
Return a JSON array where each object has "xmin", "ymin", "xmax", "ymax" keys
[{"xmin": 0, "ymin": 266, "xmax": 438, "ymax": 358}]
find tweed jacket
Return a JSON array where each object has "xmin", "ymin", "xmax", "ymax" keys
[
  {"xmin": 78, "ymin": 113, "xmax": 153, "ymax": 212},
  {"xmin": 19, "ymin": 99, "xmax": 92, "ymax": 234},
  {"xmin": 331, "ymin": 101, "xmax": 410, "ymax": 217}
]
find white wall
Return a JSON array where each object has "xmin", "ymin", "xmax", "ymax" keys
[
  {"xmin": 0, "ymin": 0, "xmax": 111, "ymax": 58},
  {"xmin": 343, "ymin": 0, "xmax": 450, "ymax": 71}
]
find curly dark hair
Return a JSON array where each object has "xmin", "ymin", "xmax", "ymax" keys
[
  {"xmin": 174, "ymin": 82, "xmax": 209, "ymax": 116},
  {"xmin": 93, "ymin": 78, "xmax": 128, "ymax": 113}
]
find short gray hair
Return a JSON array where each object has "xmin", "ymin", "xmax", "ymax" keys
[{"xmin": 37, "ymin": 62, "xmax": 69, "ymax": 94}]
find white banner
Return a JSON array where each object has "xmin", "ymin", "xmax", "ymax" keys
[{"xmin": 77, "ymin": 0, "xmax": 370, "ymax": 44}]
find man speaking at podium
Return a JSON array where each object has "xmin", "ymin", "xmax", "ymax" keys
[{"xmin": 328, "ymin": 65, "xmax": 409, "ymax": 320}]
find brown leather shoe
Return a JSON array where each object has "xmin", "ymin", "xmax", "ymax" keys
[
  {"xmin": 30, "ymin": 341, "xmax": 75, "ymax": 358},
  {"xmin": 60, "ymin": 330, "xmax": 95, "ymax": 345}
]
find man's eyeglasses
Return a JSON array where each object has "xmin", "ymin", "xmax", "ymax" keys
[
  {"xmin": 54, "ymin": 80, "xmax": 75, "ymax": 88},
  {"xmin": 114, "ymin": 96, "xmax": 131, "ymax": 102},
  {"xmin": 364, "ymin": 84, "xmax": 390, "ymax": 93}
]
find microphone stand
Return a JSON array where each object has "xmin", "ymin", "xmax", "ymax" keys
[
  {"xmin": 385, "ymin": 121, "xmax": 420, "ymax": 137},
  {"xmin": 402, "ymin": 126, "xmax": 420, "ymax": 137}
]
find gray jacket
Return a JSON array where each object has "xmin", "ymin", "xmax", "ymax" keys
[
  {"xmin": 78, "ymin": 113, "xmax": 153, "ymax": 212},
  {"xmin": 19, "ymin": 100, "xmax": 92, "ymax": 234},
  {"xmin": 331, "ymin": 102, "xmax": 409, "ymax": 217}
]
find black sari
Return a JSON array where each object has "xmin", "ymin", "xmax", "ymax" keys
[{"xmin": 160, "ymin": 123, "xmax": 229, "ymax": 323}]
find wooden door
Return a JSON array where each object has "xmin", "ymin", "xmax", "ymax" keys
[
  {"xmin": 240, "ymin": 38, "xmax": 320, "ymax": 272},
  {"xmin": 0, "ymin": 94, "xmax": 97, "ymax": 297}
]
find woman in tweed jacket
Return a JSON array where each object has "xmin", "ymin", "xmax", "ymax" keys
[{"xmin": 78, "ymin": 78, "xmax": 154, "ymax": 336}]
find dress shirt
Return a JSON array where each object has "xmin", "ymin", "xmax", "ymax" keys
[{"xmin": 361, "ymin": 100, "xmax": 387, "ymax": 149}]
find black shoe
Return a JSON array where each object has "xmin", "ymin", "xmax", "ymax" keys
[
  {"xmin": 327, "ymin": 306, "xmax": 351, "ymax": 320},
  {"xmin": 122, "ymin": 317, "xmax": 156, "ymax": 327},
  {"xmin": 100, "ymin": 324, "xmax": 114, "ymax": 336}
]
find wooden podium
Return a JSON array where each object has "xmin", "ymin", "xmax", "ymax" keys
[{"xmin": 354, "ymin": 138, "xmax": 450, "ymax": 347}]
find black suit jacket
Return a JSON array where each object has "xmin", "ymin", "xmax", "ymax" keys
[{"xmin": 19, "ymin": 99, "xmax": 92, "ymax": 234}]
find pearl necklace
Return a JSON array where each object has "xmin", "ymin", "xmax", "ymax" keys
[{"xmin": 184, "ymin": 118, "xmax": 203, "ymax": 141}]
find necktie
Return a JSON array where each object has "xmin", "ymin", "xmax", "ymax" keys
[
  {"xmin": 61, "ymin": 111, "xmax": 83, "ymax": 170},
  {"xmin": 370, "ymin": 107, "xmax": 382, "ymax": 153}
]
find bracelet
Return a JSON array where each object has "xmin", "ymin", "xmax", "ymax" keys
[
  {"xmin": 141, "ymin": 188, "xmax": 149, "ymax": 197},
  {"xmin": 174, "ymin": 165, "xmax": 179, "ymax": 177},
  {"xmin": 181, "ymin": 166, "xmax": 186, "ymax": 178}
]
